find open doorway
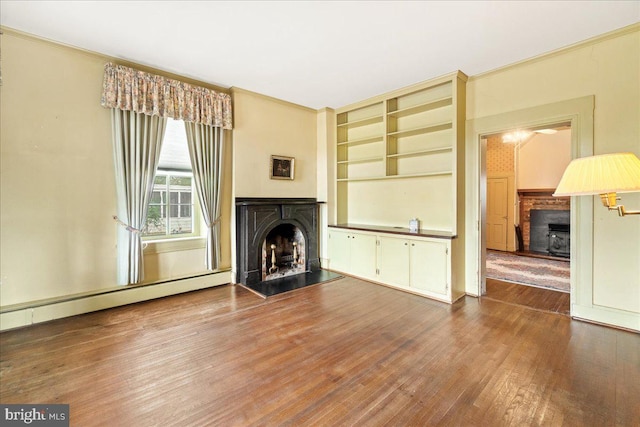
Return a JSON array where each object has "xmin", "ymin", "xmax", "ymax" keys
[
  {"xmin": 482, "ymin": 123, "xmax": 571, "ymax": 314},
  {"xmin": 466, "ymin": 95, "xmax": 595, "ymax": 321}
]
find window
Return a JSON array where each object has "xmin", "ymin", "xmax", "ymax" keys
[
  {"xmin": 145, "ymin": 172, "xmax": 195, "ymax": 237},
  {"xmin": 143, "ymin": 118, "xmax": 198, "ymax": 239}
]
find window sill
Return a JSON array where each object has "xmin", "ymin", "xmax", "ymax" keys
[{"xmin": 143, "ymin": 237, "xmax": 206, "ymax": 254}]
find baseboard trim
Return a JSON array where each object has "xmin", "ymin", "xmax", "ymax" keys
[{"xmin": 0, "ymin": 272, "xmax": 232, "ymax": 331}]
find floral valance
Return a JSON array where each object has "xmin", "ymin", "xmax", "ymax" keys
[{"xmin": 100, "ymin": 63, "xmax": 232, "ymax": 129}]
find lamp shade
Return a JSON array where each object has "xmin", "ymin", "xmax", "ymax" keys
[{"xmin": 553, "ymin": 152, "xmax": 640, "ymax": 196}]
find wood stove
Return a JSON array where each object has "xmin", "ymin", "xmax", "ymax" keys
[
  {"xmin": 548, "ymin": 223, "xmax": 570, "ymax": 258},
  {"xmin": 529, "ymin": 209, "xmax": 570, "ymax": 255},
  {"xmin": 235, "ymin": 198, "xmax": 320, "ymax": 287}
]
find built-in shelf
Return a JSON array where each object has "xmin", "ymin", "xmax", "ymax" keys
[
  {"xmin": 387, "ymin": 147, "xmax": 452, "ymax": 159},
  {"xmin": 387, "ymin": 96, "xmax": 452, "ymax": 118},
  {"xmin": 336, "ymin": 115, "xmax": 383, "ymax": 129},
  {"xmin": 334, "ymin": 70, "xmax": 466, "ymax": 230},
  {"xmin": 332, "ymin": 71, "xmax": 467, "ymax": 300},
  {"xmin": 337, "ymin": 156, "xmax": 383, "ymax": 165},
  {"xmin": 387, "ymin": 121, "xmax": 453, "ymax": 139},
  {"xmin": 337, "ymin": 170, "xmax": 452, "ymax": 182},
  {"xmin": 337, "ymin": 135, "xmax": 384, "ymax": 146}
]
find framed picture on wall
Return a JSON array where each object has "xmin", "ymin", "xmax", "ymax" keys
[{"xmin": 270, "ymin": 155, "xmax": 295, "ymax": 180}]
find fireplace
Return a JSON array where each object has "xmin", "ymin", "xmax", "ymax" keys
[
  {"xmin": 235, "ymin": 198, "xmax": 320, "ymax": 287},
  {"xmin": 529, "ymin": 209, "xmax": 570, "ymax": 256}
]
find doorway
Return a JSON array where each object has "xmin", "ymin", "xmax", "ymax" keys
[
  {"xmin": 483, "ymin": 124, "xmax": 572, "ymax": 313},
  {"xmin": 465, "ymin": 95, "xmax": 596, "ymax": 319}
]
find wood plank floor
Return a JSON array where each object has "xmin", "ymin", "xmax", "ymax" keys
[
  {"xmin": 484, "ymin": 278, "xmax": 571, "ymax": 315},
  {"xmin": 1, "ymin": 277, "xmax": 638, "ymax": 426}
]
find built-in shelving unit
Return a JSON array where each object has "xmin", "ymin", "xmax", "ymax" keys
[
  {"xmin": 334, "ymin": 71, "xmax": 467, "ymax": 234},
  {"xmin": 336, "ymin": 102, "xmax": 385, "ymax": 181},
  {"xmin": 329, "ymin": 71, "xmax": 467, "ymax": 305}
]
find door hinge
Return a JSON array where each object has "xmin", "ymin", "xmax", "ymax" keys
[
  {"xmin": 446, "ymin": 247, "xmax": 449, "ymax": 255},
  {"xmin": 376, "ymin": 239, "xmax": 380, "ymax": 246},
  {"xmin": 376, "ymin": 268, "xmax": 380, "ymax": 275}
]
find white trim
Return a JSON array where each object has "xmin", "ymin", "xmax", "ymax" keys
[{"xmin": 0, "ymin": 271, "xmax": 231, "ymax": 331}]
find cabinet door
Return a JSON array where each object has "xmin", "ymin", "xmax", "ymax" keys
[
  {"xmin": 328, "ymin": 230, "xmax": 351, "ymax": 273},
  {"xmin": 349, "ymin": 232, "xmax": 377, "ymax": 280},
  {"xmin": 377, "ymin": 236, "xmax": 410, "ymax": 287},
  {"xmin": 410, "ymin": 240, "xmax": 449, "ymax": 296}
]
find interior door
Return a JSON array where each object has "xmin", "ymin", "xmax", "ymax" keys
[{"xmin": 487, "ymin": 177, "xmax": 509, "ymax": 251}]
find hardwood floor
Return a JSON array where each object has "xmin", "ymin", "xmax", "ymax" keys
[
  {"xmin": 1, "ymin": 277, "xmax": 638, "ymax": 426},
  {"xmin": 484, "ymin": 278, "xmax": 571, "ymax": 315}
]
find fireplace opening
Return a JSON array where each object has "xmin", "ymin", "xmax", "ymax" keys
[{"xmin": 262, "ymin": 223, "xmax": 306, "ymax": 281}]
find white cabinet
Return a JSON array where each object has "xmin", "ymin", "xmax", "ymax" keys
[
  {"xmin": 327, "ymin": 229, "xmax": 351, "ymax": 273},
  {"xmin": 377, "ymin": 236, "xmax": 410, "ymax": 288},
  {"xmin": 328, "ymin": 226, "xmax": 463, "ymax": 304},
  {"xmin": 328, "ymin": 229, "xmax": 377, "ymax": 281},
  {"xmin": 409, "ymin": 239, "xmax": 449, "ymax": 298},
  {"xmin": 378, "ymin": 235, "xmax": 451, "ymax": 301}
]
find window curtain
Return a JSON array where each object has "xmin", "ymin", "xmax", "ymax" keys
[
  {"xmin": 185, "ymin": 123, "xmax": 226, "ymax": 271},
  {"xmin": 102, "ymin": 62, "xmax": 232, "ymax": 284},
  {"xmin": 112, "ymin": 110, "xmax": 167, "ymax": 285}
]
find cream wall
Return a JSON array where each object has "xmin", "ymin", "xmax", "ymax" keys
[
  {"xmin": 517, "ymin": 130, "xmax": 572, "ymax": 189},
  {"xmin": 0, "ymin": 30, "xmax": 233, "ymax": 310},
  {"xmin": 466, "ymin": 25, "xmax": 640, "ymax": 329},
  {"xmin": 231, "ymin": 88, "xmax": 318, "ymax": 198}
]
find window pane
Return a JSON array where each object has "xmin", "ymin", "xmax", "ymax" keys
[
  {"xmin": 170, "ymin": 217, "xmax": 192, "ymax": 235},
  {"xmin": 170, "ymin": 176, "xmax": 192, "ymax": 186},
  {"xmin": 144, "ymin": 170, "xmax": 196, "ymax": 239},
  {"xmin": 170, "ymin": 191, "xmax": 179, "ymax": 204},
  {"xmin": 150, "ymin": 191, "xmax": 163, "ymax": 204},
  {"xmin": 145, "ymin": 205, "xmax": 166, "ymax": 236}
]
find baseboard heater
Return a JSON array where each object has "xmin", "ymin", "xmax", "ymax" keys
[{"xmin": 0, "ymin": 270, "xmax": 231, "ymax": 331}]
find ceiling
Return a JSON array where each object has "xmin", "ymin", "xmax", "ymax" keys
[{"xmin": 1, "ymin": 1, "xmax": 639, "ymax": 109}]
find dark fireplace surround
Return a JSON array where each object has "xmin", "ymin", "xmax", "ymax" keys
[{"xmin": 235, "ymin": 198, "xmax": 321, "ymax": 287}]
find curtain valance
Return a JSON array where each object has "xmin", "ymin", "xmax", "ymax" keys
[{"xmin": 101, "ymin": 62, "xmax": 232, "ymax": 129}]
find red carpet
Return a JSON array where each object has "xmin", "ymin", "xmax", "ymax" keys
[{"xmin": 486, "ymin": 250, "xmax": 570, "ymax": 293}]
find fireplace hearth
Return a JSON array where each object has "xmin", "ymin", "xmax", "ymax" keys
[{"xmin": 235, "ymin": 198, "xmax": 322, "ymax": 288}]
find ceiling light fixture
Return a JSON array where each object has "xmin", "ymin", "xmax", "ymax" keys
[
  {"xmin": 534, "ymin": 129, "xmax": 558, "ymax": 135},
  {"xmin": 553, "ymin": 152, "xmax": 640, "ymax": 216},
  {"xmin": 502, "ymin": 130, "xmax": 533, "ymax": 144}
]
